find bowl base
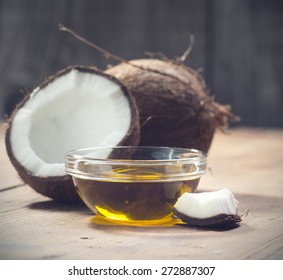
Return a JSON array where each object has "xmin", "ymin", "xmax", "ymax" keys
[{"xmin": 90, "ymin": 214, "xmax": 182, "ymax": 227}]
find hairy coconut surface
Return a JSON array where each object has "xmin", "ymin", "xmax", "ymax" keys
[
  {"xmin": 5, "ymin": 66, "xmax": 139, "ymax": 202},
  {"xmin": 173, "ymin": 210, "xmax": 242, "ymax": 228},
  {"xmin": 106, "ymin": 59, "xmax": 237, "ymax": 153}
]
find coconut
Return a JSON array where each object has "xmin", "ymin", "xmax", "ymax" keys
[
  {"xmin": 106, "ymin": 59, "xmax": 238, "ymax": 153},
  {"xmin": 5, "ymin": 66, "xmax": 140, "ymax": 202},
  {"xmin": 173, "ymin": 188, "xmax": 242, "ymax": 227}
]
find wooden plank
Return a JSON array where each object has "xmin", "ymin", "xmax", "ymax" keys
[
  {"xmin": 1, "ymin": 0, "xmax": 283, "ymax": 127},
  {"xmin": 0, "ymin": 123, "xmax": 23, "ymax": 190},
  {"xmin": 199, "ymin": 128, "xmax": 283, "ymax": 197},
  {"xmin": 0, "ymin": 127, "xmax": 283, "ymax": 259},
  {"xmin": 0, "ymin": 184, "xmax": 282, "ymax": 260},
  {"xmin": 210, "ymin": 0, "xmax": 283, "ymax": 127},
  {"xmin": 0, "ymin": 0, "xmax": 208, "ymax": 119}
]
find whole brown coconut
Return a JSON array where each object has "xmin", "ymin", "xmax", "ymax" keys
[
  {"xmin": 5, "ymin": 66, "xmax": 140, "ymax": 203},
  {"xmin": 106, "ymin": 59, "xmax": 237, "ymax": 153}
]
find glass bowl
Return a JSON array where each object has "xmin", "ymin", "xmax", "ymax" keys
[{"xmin": 65, "ymin": 146, "xmax": 206, "ymax": 226}]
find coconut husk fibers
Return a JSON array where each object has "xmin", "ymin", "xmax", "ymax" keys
[
  {"xmin": 106, "ymin": 59, "xmax": 238, "ymax": 153},
  {"xmin": 173, "ymin": 208, "xmax": 242, "ymax": 228},
  {"xmin": 5, "ymin": 66, "xmax": 140, "ymax": 203}
]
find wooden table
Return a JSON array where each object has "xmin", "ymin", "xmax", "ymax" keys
[{"xmin": 1, "ymin": 124, "xmax": 283, "ymax": 260}]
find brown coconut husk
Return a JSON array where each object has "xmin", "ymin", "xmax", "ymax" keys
[
  {"xmin": 106, "ymin": 59, "xmax": 238, "ymax": 152},
  {"xmin": 59, "ymin": 25, "xmax": 238, "ymax": 153}
]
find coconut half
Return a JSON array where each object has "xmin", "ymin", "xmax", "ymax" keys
[
  {"xmin": 5, "ymin": 66, "xmax": 140, "ymax": 202},
  {"xmin": 173, "ymin": 188, "xmax": 242, "ymax": 227}
]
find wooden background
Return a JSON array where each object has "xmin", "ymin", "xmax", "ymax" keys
[{"xmin": 0, "ymin": 0, "xmax": 283, "ymax": 127}]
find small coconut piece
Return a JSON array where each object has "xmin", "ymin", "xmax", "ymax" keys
[
  {"xmin": 106, "ymin": 59, "xmax": 238, "ymax": 153},
  {"xmin": 5, "ymin": 66, "xmax": 140, "ymax": 202},
  {"xmin": 173, "ymin": 188, "xmax": 241, "ymax": 227}
]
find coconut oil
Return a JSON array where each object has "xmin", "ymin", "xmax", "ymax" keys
[{"xmin": 73, "ymin": 167, "xmax": 199, "ymax": 225}]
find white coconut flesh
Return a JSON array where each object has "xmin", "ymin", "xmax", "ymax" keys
[
  {"xmin": 174, "ymin": 188, "xmax": 239, "ymax": 219},
  {"xmin": 9, "ymin": 69, "xmax": 132, "ymax": 177}
]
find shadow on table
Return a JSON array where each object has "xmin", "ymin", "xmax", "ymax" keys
[{"xmin": 28, "ymin": 200, "xmax": 91, "ymax": 215}]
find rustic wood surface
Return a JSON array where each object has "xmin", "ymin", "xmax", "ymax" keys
[
  {"xmin": 0, "ymin": 124, "xmax": 283, "ymax": 260},
  {"xmin": 1, "ymin": 0, "xmax": 283, "ymax": 127}
]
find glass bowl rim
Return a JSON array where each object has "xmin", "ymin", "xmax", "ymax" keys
[
  {"xmin": 65, "ymin": 146, "xmax": 207, "ymax": 181},
  {"xmin": 65, "ymin": 146, "xmax": 207, "ymax": 165}
]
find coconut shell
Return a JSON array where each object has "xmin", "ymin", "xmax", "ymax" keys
[
  {"xmin": 5, "ymin": 120, "xmax": 80, "ymax": 203},
  {"xmin": 173, "ymin": 208, "xmax": 242, "ymax": 228},
  {"xmin": 5, "ymin": 66, "xmax": 140, "ymax": 203},
  {"xmin": 106, "ymin": 59, "xmax": 238, "ymax": 153}
]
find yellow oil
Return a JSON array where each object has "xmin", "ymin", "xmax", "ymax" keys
[{"xmin": 73, "ymin": 168, "xmax": 199, "ymax": 226}]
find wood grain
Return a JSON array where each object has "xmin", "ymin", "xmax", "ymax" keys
[
  {"xmin": 1, "ymin": 126, "xmax": 283, "ymax": 259},
  {"xmin": 0, "ymin": 123, "xmax": 23, "ymax": 190},
  {"xmin": 1, "ymin": 0, "xmax": 283, "ymax": 127}
]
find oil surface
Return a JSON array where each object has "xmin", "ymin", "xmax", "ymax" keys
[{"xmin": 73, "ymin": 168, "xmax": 200, "ymax": 225}]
